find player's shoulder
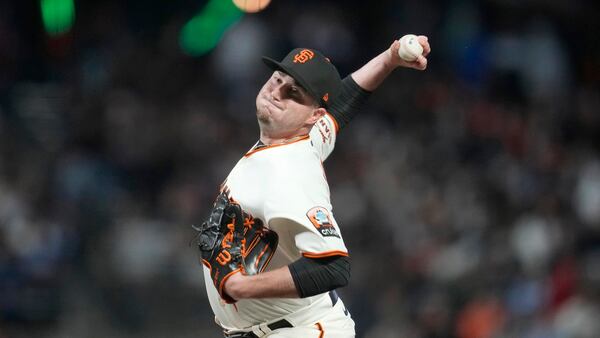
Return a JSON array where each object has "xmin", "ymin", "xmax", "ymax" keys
[
  {"xmin": 308, "ymin": 114, "xmax": 337, "ymax": 160},
  {"xmin": 316, "ymin": 113, "xmax": 339, "ymax": 137},
  {"xmin": 261, "ymin": 147, "xmax": 323, "ymax": 188}
]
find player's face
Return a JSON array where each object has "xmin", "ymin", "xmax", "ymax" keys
[{"xmin": 256, "ymin": 71, "xmax": 321, "ymax": 138}]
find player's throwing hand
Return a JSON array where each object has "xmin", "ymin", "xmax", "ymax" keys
[{"xmin": 389, "ymin": 35, "xmax": 431, "ymax": 70}]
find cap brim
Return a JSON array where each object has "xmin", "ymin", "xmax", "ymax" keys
[{"xmin": 261, "ymin": 57, "xmax": 324, "ymax": 107}]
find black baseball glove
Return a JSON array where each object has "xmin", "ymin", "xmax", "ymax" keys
[{"xmin": 193, "ymin": 193, "xmax": 278, "ymax": 303}]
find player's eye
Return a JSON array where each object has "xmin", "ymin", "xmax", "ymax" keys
[{"xmin": 288, "ymin": 87, "xmax": 301, "ymax": 99}]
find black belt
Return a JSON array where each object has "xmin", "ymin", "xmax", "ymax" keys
[
  {"xmin": 224, "ymin": 291, "xmax": 338, "ymax": 338},
  {"xmin": 224, "ymin": 319, "xmax": 293, "ymax": 338}
]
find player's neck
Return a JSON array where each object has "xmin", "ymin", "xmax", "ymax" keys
[{"xmin": 259, "ymin": 131, "xmax": 308, "ymax": 146}]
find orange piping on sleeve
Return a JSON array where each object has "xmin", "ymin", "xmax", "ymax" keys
[{"xmin": 302, "ymin": 250, "xmax": 349, "ymax": 259}]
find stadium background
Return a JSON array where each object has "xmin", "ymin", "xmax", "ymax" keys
[{"xmin": 1, "ymin": 0, "xmax": 599, "ymax": 337}]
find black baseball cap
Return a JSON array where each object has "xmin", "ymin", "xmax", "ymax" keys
[{"xmin": 262, "ymin": 48, "xmax": 342, "ymax": 108}]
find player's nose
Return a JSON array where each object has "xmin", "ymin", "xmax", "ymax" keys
[{"xmin": 270, "ymin": 85, "xmax": 282, "ymax": 101}]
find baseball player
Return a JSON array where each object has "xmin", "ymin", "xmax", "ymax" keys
[{"xmin": 194, "ymin": 36, "xmax": 431, "ymax": 337}]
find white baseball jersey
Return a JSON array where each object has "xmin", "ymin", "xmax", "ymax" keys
[{"xmin": 204, "ymin": 113, "xmax": 349, "ymax": 330}]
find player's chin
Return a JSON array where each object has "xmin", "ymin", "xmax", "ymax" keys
[{"xmin": 256, "ymin": 107, "xmax": 271, "ymax": 123}]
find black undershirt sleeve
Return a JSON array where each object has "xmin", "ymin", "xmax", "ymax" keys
[
  {"xmin": 288, "ymin": 255, "xmax": 351, "ymax": 298},
  {"xmin": 328, "ymin": 75, "xmax": 372, "ymax": 131}
]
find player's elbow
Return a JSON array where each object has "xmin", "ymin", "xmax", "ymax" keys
[
  {"xmin": 289, "ymin": 255, "xmax": 351, "ymax": 298},
  {"xmin": 329, "ymin": 255, "xmax": 351, "ymax": 289}
]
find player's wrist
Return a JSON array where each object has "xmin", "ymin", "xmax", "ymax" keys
[{"xmin": 223, "ymin": 272, "xmax": 246, "ymax": 300}]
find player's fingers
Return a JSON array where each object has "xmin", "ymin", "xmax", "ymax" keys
[
  {"xmin": 415, "ymin": 55, "xmax": 427, "ymax": 70},
  {"xmin": 418, "ymin": 35, "xmax": 431, "ymax": 56},
  {"xmin": 390, "ymin": 39, "xmax": 401, "ymax": 58}
]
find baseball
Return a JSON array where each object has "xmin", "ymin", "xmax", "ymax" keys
[{"xmin": 397, "ymin": 34, "xmax": 423, "ymax": 62}]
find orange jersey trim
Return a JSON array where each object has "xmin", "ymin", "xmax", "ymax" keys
[
  {"xmin": 302, "ymin": 250, "xmax": 349, "ymax": 259},
  {"xmin": 244, "ymin": 135, "xmax": 310, "ymax": 158},
  {"xmin": 325, "ymin": 111, "xmax": 340, "ymax": 134}
]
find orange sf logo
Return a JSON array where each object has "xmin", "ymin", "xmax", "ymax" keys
[{"xmin": 293, "ymin": 49, "xmax": 315, "ymax": 63}]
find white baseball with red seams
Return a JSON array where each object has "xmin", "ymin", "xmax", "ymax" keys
[{"xmin": 397, "ymin": 34, "xmax": 423, "ymax": 62}]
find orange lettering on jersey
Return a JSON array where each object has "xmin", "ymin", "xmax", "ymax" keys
[
  {"xmin": 306, "ymin": 207, "xmax": 340, "ymax": 238},
  {"xmin": 293, "ymin": 49, "xmax": 315, "ymax": 63}
]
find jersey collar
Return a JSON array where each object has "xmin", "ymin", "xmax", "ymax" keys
[{"xmin": 245, "ymin": 135, "xmax": 310, "ymax": 157}]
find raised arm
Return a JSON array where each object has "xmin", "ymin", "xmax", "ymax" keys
[
  {"xmin": 351, "ymin": 35, "xmax": 431, "ymax": 91},
  {"xmin": 328, "ymin": 35, "xmax": 431, "ymax": 130}
]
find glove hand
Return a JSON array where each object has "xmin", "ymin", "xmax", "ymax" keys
[
  {"xmin": 196, "ymin": 197, "xmax": 244, "ymax": 303},
  {"xmin": 222, "ymin": 270, "xmax": 245, "ymax": 301},
  {"xmin": 194, "ymin": 193, "xmax": 278, "ymax": 303}
]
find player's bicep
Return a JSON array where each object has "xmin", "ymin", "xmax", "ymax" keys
[
  {"xmin": 295, "ymin": 231, "xmax": 348, "ymax": 259},
  {"xmin": 268, "ymin": 208, "xmax": 348, "ymax": 259}
]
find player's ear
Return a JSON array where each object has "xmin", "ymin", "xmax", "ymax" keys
[{"xmin": 307, "ymin": 107, "xmax": 326, "ymax": 124}]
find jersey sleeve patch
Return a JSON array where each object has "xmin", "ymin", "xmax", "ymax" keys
[{"xmin": 306, "ymin": 207, "xmax": 340, "ymax": 238}]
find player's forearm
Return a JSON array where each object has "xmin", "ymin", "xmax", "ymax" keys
[
  {"xmin": 224, "ymin": 255, "xmax": 351, "ymax": 301},
  {"xmin": 350, "ymin": 49, "xmax": 397, "ymax": 92},
  {"xmin": 225, "ymin": 266, "xmax": 299, "ymax": 300},
  {"xmin": 351, "ymin": 36, "xmax": 430, "ymax": 92}
]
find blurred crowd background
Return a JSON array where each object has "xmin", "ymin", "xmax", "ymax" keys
[{"xmin": 1, "ymin": 0, "xmax": 600, "ymax": 337}]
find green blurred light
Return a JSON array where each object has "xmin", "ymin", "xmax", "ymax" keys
[
  {"xmin": 180, "ymin": 0, "xmax": 243, "ymax": 56},
  {"xmin": 41, "ymin": 0, "xmax": 75, "ymax": 36}
]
